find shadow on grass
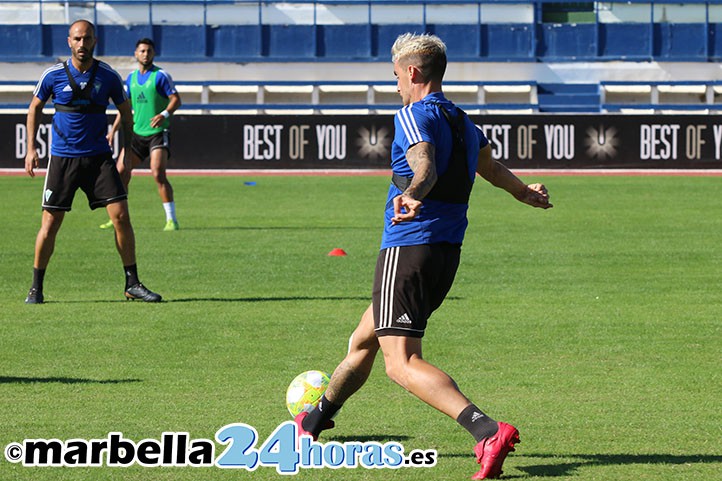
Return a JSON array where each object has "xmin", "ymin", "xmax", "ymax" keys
[
  {"xmin": 167, "ymin": 296, "xmax": 461, "ymax": 303},
  {"xmin": 52, "ymin": 296, "xmax": 372, "ymax": 304},
  {"xmin": 514, "ymin": 453, "xmax": 722, "ymax": 477},
  {"xmin": 329, "ymin": 435, "xmax": 412, "ymax": 443},
  {"xmin": 168, "ymin": 296, "xmax": 371, "ymax": 303},
  {"xmin": 180, "ymin": 226, "xmax": 374, "ymax": 231},
  {"xmin": 436, "ymin": 452, "xmax": 722, "ymax": 478},
  {"xmin": 0, "ymin": 376, "xmax": 141, "ymax": 385}
]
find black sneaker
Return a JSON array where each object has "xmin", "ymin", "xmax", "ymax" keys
[
  {"xmin": 124, "ymin": 283, "xmax": 162, "ymax": 302},
  {"xmin": 25, "ymin": 287, "xmax": 44, "ymax": 304}
]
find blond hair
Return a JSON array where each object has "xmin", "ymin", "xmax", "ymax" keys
[{"xmin": 391, "ymin": 33, "xmax": 447, "ymax": 82}]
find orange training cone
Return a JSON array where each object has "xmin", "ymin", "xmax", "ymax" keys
[{"xmin": 328, "ymin": 248, "xmax": 347, "ymax": 257}]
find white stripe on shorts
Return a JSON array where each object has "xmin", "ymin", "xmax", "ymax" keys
[
  {"xmin": 41, "ymin": 156, "xmax": 53, "ymax": 208},
  {"xmin": 379, "ymin": 246, "xmax": 400, "ymax": 329}
]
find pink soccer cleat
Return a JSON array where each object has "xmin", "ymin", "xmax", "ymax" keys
[
  {"xmin": 293, "ymin": 411, "xmax": 334, "ymax": 442},
  {"xmin": 471, "ymin": 422, "xmax": 520, "ymax": 479}
]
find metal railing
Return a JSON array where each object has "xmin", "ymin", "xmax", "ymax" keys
[{"xmin": 4, "ymin": 79, "xmax": 722, "ymax": 113}]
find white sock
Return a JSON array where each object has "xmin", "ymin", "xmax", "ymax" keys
[{"xmin": 163, "ymin": 202, "xmax": 176, "ymax": 222}]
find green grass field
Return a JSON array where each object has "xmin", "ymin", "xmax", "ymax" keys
[{"xmin": 0, "ymin": 174, "xmax": 720, "ymax": 480}]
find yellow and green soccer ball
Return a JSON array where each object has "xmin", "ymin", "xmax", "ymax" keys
[{"xmin": 286, "ymin": 370, "xmax": 330, "ymax": 417}]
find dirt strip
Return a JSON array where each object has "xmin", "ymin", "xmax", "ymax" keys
[{"xmin": 3, "ymin": 168, "xmax": 722, "ymax": 177}]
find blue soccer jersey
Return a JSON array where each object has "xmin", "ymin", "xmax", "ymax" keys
[
  {"xmin": 34, "ymin": 59, "xmax": 127, "ymax": 157},
  {"xmin": 380, "ymin": 92, "xmax": 489, "ymax": 249}
]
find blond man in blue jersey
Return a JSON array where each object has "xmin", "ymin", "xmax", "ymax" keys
[
  {"xmin": 103, "ymin": 38, "xmax": 182, "ymax": 231},
  {"xmin": 295, "ymin": 33, "xmax": 552, "ymax": 479}
]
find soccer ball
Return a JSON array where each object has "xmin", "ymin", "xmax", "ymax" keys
[{"xmin": 286, "ymin": 370, "xmax": 330, "ymax": 417}]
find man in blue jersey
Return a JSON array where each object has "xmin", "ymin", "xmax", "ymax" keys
[
  {"xmin": 102, "ymin": 38, "xmax": 182, "ymax": 231},
  {"xmin": 24, "ymin": 20, "xmax": 162, "ymax": 304},
  {"xmin": 295, "ymin": 33, "xmax": 551, "ymax": 479}
]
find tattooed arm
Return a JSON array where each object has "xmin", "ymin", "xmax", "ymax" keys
[{"xmin": 391, "ymin": 142, "xmax": 436, "ymax": 224}]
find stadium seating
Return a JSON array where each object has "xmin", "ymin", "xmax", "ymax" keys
[
  {"xmin": 537, "ymin": 83, "xmax": 601, "ymax": 113},
  {"xmin": 132, "ymin": 81, "xmax": 538, "ymax": 114},
  {"xmin": 601, "ymin": 81, "xmax": 716, "ymax": 113},
  {"xmin": 1, "ymin": 1, "xmax": 721, "ymax": 62},
  {"xmin": 2, "ymin": 1, "xmax": 722, "ymax": 113},
  {"xmin": 4, "ymin": 78, "xmax": 721, "ymax": 114}
]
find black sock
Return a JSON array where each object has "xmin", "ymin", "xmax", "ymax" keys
[
  {"xmin": 124, "ymin": 264, "xmax": 140, "ymax": 289},
  {"xmin": 32, "ymin": 268, "xmax": 46, "ymax": 291},
  {"xmin": 302, "ymin": 395, "xmax": 342, "ymax": 436},
  {"xmin": 456, "ymin": 404, "xmax": 499, "ymax": 442}
]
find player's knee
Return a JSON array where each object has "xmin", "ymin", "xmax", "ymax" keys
[
  {"xmin": 153, "ymin": 170, "xmax": 168, "ymax": 186},
  {"xmin": 110, "ymin": 207, "xmax": 132, "ymax": 227},
  {"xmin": 349, "ymin": 329, "xmax": 379, "ymax": 353},
  {"xmin": 113, "ymin": 215, "xmax": 131, "ymax": 230},
  {"xmin": 38, "ymin": 224, "xmax": 59, "ymax": 241},
  {"xmin": 40, "ymin": 211, "xmax": 63, "ymax": 235}
]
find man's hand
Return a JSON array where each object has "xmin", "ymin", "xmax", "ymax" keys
[
  {"xmin": 518, "ymin": 183, "xmax": 553, "ymax": 209},
  {"xmin": 25, "ymin": 96, "xmax": 46, "ymax": 178},
  {"xmin": 25, "ymin": 149, "xmax": 39, "ymax": 178},
  {"xmin": 150, "ymin": 113, "xmax": 165, "ymax": 129},
  {"xmin": 391, "ymin": 194, "xmax": 423, "ymax": 224}
]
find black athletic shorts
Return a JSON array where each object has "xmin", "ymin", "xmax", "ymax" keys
[
  {"xmin": 131, "ymin": 131, "xmax": 170, "ymax": 162},
  {"xmin": 42, "ymin": 153, "xmax": 127, "ymax": 211},
  {"xmin": 373, "ymin": 243, "xmax": 461, "ymax": 338}
]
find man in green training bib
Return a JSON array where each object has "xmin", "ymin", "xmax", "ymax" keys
[{"xmin": 103, "ymin": 38, "xmax": 182, "ymax": 231}]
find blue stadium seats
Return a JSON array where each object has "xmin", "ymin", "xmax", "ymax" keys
[
  {"xmin": 3, "ymin": 1, "xmax": 722, "ymax": 115},
  {"xmin": 208, "ymin": 25, "xmax": 262, "ymax": 59},
  {"xmin": 653, "ymin": 23, "xmax": 707, "ymax": 60},
  {"xmin": 97, "ymin": 25, "xmax": 153, "ymax": 57},
  {"xmin": 153, "ymin": 25, "xmax": 207, "ymax": 59},
  {"xmin": 598, "ymin": 23, "xmax": 651, "ymax": 60},
  {"xmin": 428, "ymin": 24, "xmax": 481, "ymax": 58},
  {"xmin": 0, "ymin": 1, "xmax": 721, "ymax": 66},
  {"xmin": 482, "ymin": 24, "xmax": 534, "ymax": 60},
  {"xmin": 44, "ymin": 24, "xmax": 73, "ymax": 58},
  {"xmin": 317, "ymin": 25, "xmax": 372, "ymax": 59},
  {"xmin": 538, "ymin": 24, "xmax": 597, "ymax": 60},
  {"xmin": 375, "ymin": 24, "xmax": 425, "ymax": 57},
  {"xmin": 263, "ymin": 25, "xmax": 316, "ymax": 59},
  {"xmin": 709, "ymin": 23, "xmax": 722, "ymax": 60},
  {"xmin": 538, "ymin": 83, "xmax": 601, "ymax": 113},
  {"xmin": 0, "ymin": 25, "xmax": 43, "ymax": 58}
]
